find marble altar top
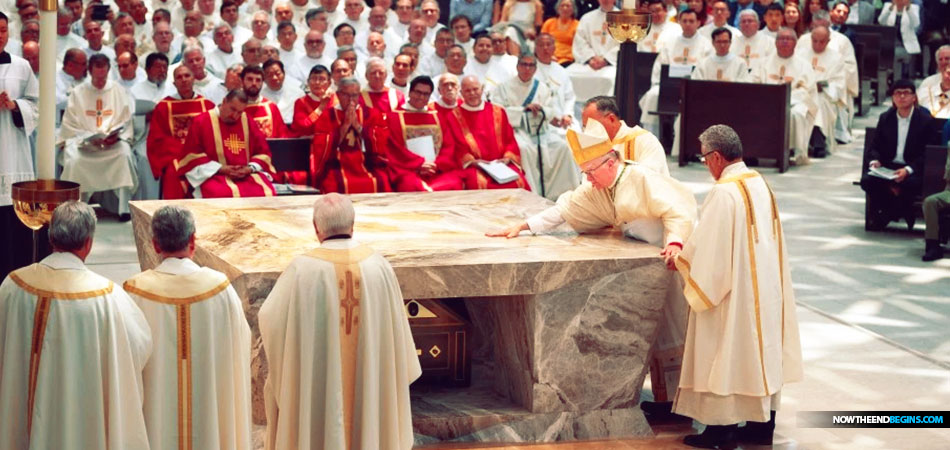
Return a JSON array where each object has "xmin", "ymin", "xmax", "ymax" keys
[{"xmin": 130, "ymin": 189, "xmax": 666, "ymax": 299}]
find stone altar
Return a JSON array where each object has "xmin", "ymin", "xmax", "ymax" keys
[{"xmin": 129, "ymin": 189, "xmax": 672, "ymax": 443}]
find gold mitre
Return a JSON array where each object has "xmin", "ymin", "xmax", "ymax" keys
[{"xmin": 566, "ymin": 120, "xmax": 615, "ymax": 166}]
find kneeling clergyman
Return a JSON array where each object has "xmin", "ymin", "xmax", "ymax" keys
[
  {"xmin": 674, "ymin": 125, "xmax": 803, "ymax": 449},
  {"xmin": 260, "ymin": 194, "xmax": 421, "ymax": 450},
  {"xmin": 123, "ymin": 205, "xmax": 252, "ymax": 450},
  {"xmin": 0, "ymin": 201, "xmax": 152, "ymax": 450}
]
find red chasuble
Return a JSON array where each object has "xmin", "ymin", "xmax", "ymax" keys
[
  {"xmin": 146, "ymin": 95, "xmax": 216, "ymax": 199},
  {"xmin": 244, "ymin": 97, "xmax": 289, "ymax": 138},
  {"xmin": 290, "ymin": 93, "xmax": 337, "ymax": 136},
  {"xmin": 311, "ymin": 105, "xmax": 391, "ymax": 194},
  {"xmin": 358, "ymin": 87, "xmax": 405, "ymax": 121},
  {"xmin": 386, "ymin": 104, "xmax": 463, "ymax": 191},
  {"xmin": 441, "ymin": 102, "xmax": 529, "ymax": 190},
  {"xmin": 177, "ymin": 109, "xmax": 278, "ymax": 198}
]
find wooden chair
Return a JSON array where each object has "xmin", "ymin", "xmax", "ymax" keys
[
  {"xmin": 678, "ymin": 80, "xmax": 791, "ymax": 171},
  {"xmin": 267, "ymin": 137, "xmax": 318, "ymax": 195}
]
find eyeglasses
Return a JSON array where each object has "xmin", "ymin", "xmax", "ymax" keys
[
  {"xmin": 892, "ymin": 90, "xmax": 915, "ymax": 97},
  {"xmin": 581, "ymin": 157, "xmax": 611, "ymax": 176},
  {"xmin": 699, "ymin": 150, "xmax": 718, "ymax": 164}
]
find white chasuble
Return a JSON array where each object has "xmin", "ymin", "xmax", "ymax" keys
[
  {"xmin": 567, "ymin": 8, "xmax": 620, "ymax": 102},
  {"xmin": 0, "ymin": 252, "xmax": 152, "ymax": 450},
  {"xmin": 693, "ymin": 54, "xmax": 750, "ymax": 83},
  {"xmin": 730, "ymin": 32, "xmax": 774, "ymax": 68},
  {"xmin": 799, "ymin": 46, "xmax": 848, "ymax": 152},
  {"xmin": 0, "ymin": 54, "xmax": 38, "ymax": 206},
  {"xmin": 260, "ymin": 238, "xmax": 421, "ymax": 450},
  {"xmin": 57, "ymin": 79, "xmax": 138, "ymax": 195},
  {"xmin": 751, "ymin": 53, "xmax": 817, "ymax": 164},
  {"xmin": 123, "ymin": 257, "xmax": 253, "ymax": 450},
  {"xmin": 673, "ymin": 163, "xmax": 803, "ymax": 425}
]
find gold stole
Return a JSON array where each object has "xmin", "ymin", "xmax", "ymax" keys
[
  {"xmin": 306, "ymin": 245, "xmax": 375, "ymax": 449},
  {"xmin": 9, "ymin": 266, "xmax": 114, "ymax": 436},
  {"xmin": 123, "ymin": 269, "xmax": 230, "ymax": 450},
  {"xmin": 332, "ymin": 107, "xmax": 373, "ymax": 193},
  {"xmin": 208, "ymin": 110, "xmax": 273, "ymax": 197},
  {"xmin": 167, "ymin": 97, "xmax": 211, "ymax": 142},
  {"xmin": 716, "ymin": 170, "xmax": 786, "ymax": 394}
]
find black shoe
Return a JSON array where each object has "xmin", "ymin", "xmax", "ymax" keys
[
  {"xmin": 640, "ymin": 401, "xmax": 692, "ymax": 423},
  {"xmin": 923, "ymin": 239, "xmax": 944, "ymax": 262},
  {"xmin": 683, "ymin": 424, "xmax": 737, "ymax": 449},
  {"xmin": 119, "ymin": 213, "xmax": 132, "ymax": 222},
  {"xmin": 812, "ymin": 148, "xmax": 829, "ymax": 158},
  {"xmin": 905, "ymin": 213, "xmax": 917, "ymax": 231},
  {"xmin": 736, "ymin": 411, "xmax": 776, "ymax": 445}
]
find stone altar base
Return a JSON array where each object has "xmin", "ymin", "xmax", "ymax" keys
[{"xmin": 130, "ymin": 190, "xmax": 672, "ymax": 444}]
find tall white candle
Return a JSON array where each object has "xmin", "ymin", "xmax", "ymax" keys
[
  {"xmin": 36, "ymin": 8, "xmax": 56, "ymax": 180},
  {"xmin": 622, "ymin": 0, "xmax": 637, "ymax": 10}
]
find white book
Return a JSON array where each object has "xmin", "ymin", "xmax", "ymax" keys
[
  {"xmin": 406, "ymin": 135, "xmax": 436, "ymax": 162},
  {"xmin": 477, "ymin": 160, "xmax": 519, "ymax": 184},
  {"xmin": 868, "ymin": 166, "xmax": 898, "ymax": 180}
]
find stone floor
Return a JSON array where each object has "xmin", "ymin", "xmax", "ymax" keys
[{"xmin": 82, "ymin": 104, "xmax": 950, "ymax": 449}]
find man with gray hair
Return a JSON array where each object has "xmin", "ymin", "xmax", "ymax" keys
[
  {"xmin": 206, "ymin": 23, "xmax": 242, "ymax": 78},
  {"xmin": 124, "ymin": 205, "xmax": 252, "ymax": 450},
  {"xmin": 260, "ymin": 193, "xmax": 421, "ymax": 450},
  {"xmin": 311, "ymin": 77, "xmax": 392, "ymax": 193},
  {"xmin": 673, "ymin": 125, "xmax": 802, "ymax": 448},
  {"xmin": 0, "ymin": 200, "xmax": 152, "ymax": 448}
]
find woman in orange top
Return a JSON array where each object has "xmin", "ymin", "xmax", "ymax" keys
[{"xmin": 540, "ymin": 0, "xmax": 579, "ymax": 66}]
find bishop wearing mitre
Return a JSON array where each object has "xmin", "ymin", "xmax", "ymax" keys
[
  {"xmin": 124, "ymin": 205, "xmax": 252, "ymax": 450},
  {"xmin": 488, "ymin": 118, "xmax": 697, "ymax": 420},
  {"xmin": 176, "ymin": 89, "xmax": 278, "ymax": 198},
  {"xmin": 0, "ymin": 201, "xmax": 152, "ymax": 450},
  {"xmin": 147, "ymin": 65, "xmax": 216, "ymax": 199},
  {"xmin": 260, "ymin": 193, "xmax": 421, "ymax": 450}
]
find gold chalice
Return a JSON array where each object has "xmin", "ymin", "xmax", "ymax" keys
[
  {"xmin": 606, "ymin": 10, "xmax": 652, "ymax": 44},
  {"xmin": 12, "ymin": 180, "xmax": 81, "ymax": 261}
]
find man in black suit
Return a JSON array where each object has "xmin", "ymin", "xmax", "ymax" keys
[{"xmin": 861, "ymin": 79, "xmax": 938, "ymax": 231}]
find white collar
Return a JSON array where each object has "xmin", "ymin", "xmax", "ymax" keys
[
  {"xmin": 155, "ymin": 257, "xmax": 201, "ymax": 275},
  {"xmin": 404, "ymin": 102, "xmax": 428, "ymax": 112},
  {"xmin": 711, "ymin": 53, "xmax": 735, "ymax": 63},
  {"xmin": 719, "ymin": 161, "xmax": 751, "ymax": 179},
  {"xmin": 40, "ymin": 252, "xmax": 86, "ymax": 271},
  {"xmin": 460, "ymin": 101, "xmax": 484, "ymax": 111},
  {"xmin": 436, "ymin": 97, "xmax": 457, "ymax": 109},
  {"xmin": 320, "ymin": 237, "xmax": 361, "ymax": 249}
]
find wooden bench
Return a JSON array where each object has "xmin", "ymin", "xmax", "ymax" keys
[
  {"xmin": 267, "ymin": 137, "xmax": 319, "ymax": 195},
  {"xmin": 851, "ymin": 25, "xmax": 897, "ymax": 105},
  {"xmin": 678, "ymin": 80, "xmax": 791, "ymax": 171},
  {"xmin": 650, "ymin": 64, "xmax": 686, "ymax": 154}
]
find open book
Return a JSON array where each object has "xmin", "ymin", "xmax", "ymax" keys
[
  {"xmin": 477, "ymin": 160, "xmax": 519, "ymax": 184},
  {"xmin": 867, "ymin": 166, "xmax": 899, "ymax": 180},
  {"xmin": 83, "ymin": 126, "xmax": 125, "ymax": 146}
]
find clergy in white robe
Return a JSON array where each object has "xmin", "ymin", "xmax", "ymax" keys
[
  {"xmin": 641, "ymin": 0, "xmax": 682, "ymax": 54},
  {"xmin": 731, "ymin": 10, "xmax": 774, "ymax": 68},
  {"xmin": 581, "ymin": 96, "xmax": 669, "ymax": 176},
  {"xmin": 58, "ymin": 55, "xmax": 138, "ymax": 217},
  {"xmin": 183, "ymin": 47, "xmax": 230, "ymax": 104},
  {"xmin": 674, "ymin": 125, "xmax": 802, "ymax": 447},
  {"xmin": 492, "ymin": 55, "xmax": 580, "ymax": 200},
  {"xmin": 918, "ymin": 66, "xmax": 950, "ymax": 119},
  {"xmin": 124, "ymin": 205, "xmax": 252, "ymax": 450},
  {"xmin": 798, "ymin": 27, "xmax": 847, "ymax": 154},
  {"xmin": 535, "ymin": 36, "xmax": 577, "ymax": 125},
  {"xmin": 918, "ymin": 45, "xmax": 950, "ymax": 95},
  {"xmin": 0, "ymin": 201, "xmax": 152, "ymax": 450},
  {"xmin": 262, "ymin": 59, "xmax": 305, "ymax": 123},
  {"xmin": 797, "ymin": 22, "xmax": 858, "ymax": 143},
  {"xmin": 467, "ymin": 35, "xmax": 515, "ymax": 91},
  {"xmin": 639, "ymin": 10, "xmax": 711, "ymax": 140},
  {"xmin": 566, "ymin": 0, "xmax": 619, "ymax": 102},
  {"xmin": 260, "ymin": 193, "xmax": 421, "ymax": 450},
  {"xmin": 56, "ymin": 49, "xmax": 87, "ymax": 127},
  {"xmin": 207, "ymin": 24, "xmax": 244, "ymax": 78},
  {"xmin": 0, "ymin": 43, "xmax": 42, "ymax": 279},
  {"xmin": 751, "ymin": 28, "xmax": 817, "ymax": 165}
]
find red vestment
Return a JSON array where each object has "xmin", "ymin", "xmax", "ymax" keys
[
  {"xmin": 386, "ymin": 104, "xmax": 463, "ymax": 191},
  {"xmin": 244, "ymin": 97, "xmax": 289, "ymax": 138},
  {"xmin": 311, "ymin": 105, "xmax": 391, "ymax": 194},
  {"xmin": 358, "ymin": 87, "xmax": 405, "ymax": 121},
  {"xmin": 177, "ymin": 109, "xmax": 277, "ymax": 198},
  {"xmin": 441, "ymin": 102, "xmax": 529, "ymax": 190},
  {"xmin": 146, "ymin": 95, "xmax": 216, "ymax": 199},
  {"xmin": 290, "ymin": 93, "xmax": 336, "ymax": 136}
]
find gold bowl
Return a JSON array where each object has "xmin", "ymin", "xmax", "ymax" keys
[
  {"xmin": 606, "ymin": 10, "xmax": 652, "ymax": 43},
  {"xmin": 12, "ymin": 180, "xmax": 81, "ymax": 231}
]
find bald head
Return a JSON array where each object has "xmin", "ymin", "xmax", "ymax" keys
[{"xmin": 22, "ymin": 41, "xmax": 39, "ymax": 73}]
